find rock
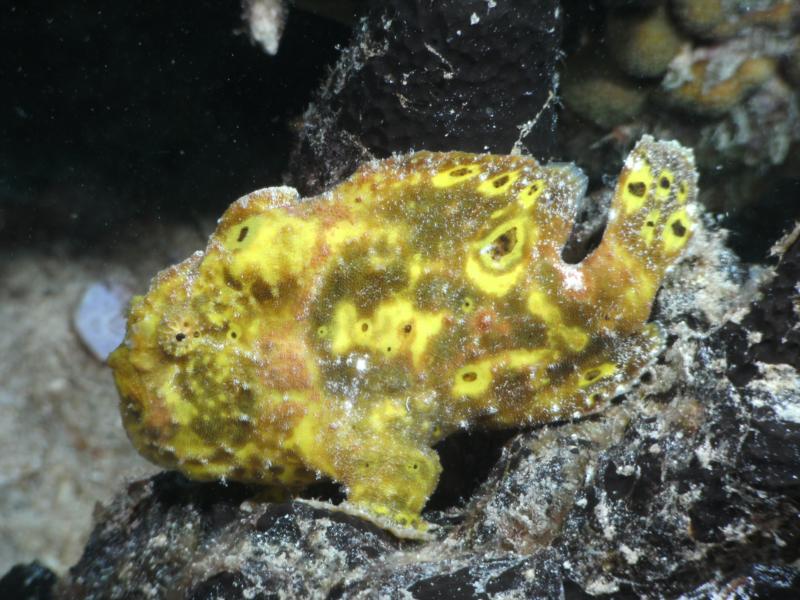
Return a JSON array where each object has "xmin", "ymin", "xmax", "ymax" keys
[
  {"xmin": 606, "ymin": 4, "xmax": 685, "ymax": 79},
  {"xmin": 560, "ymin": 0, "xmax": 799, "ymax": 220},
  {"xmin": 561, "ymin": 48, "xmax": 652, "ymax": 129},
  {"xmin": 58, "ymin": 473, "xmax": 399, "ymax": 598},
  {"xmin": 0, "ymin": 561, "xmax": 57, "ymax": 600},
  {"xmin": 288, "ymin": 0, "xmax": 563, "ymax": 195},
  {"xmin": 57, "ymin": 222, "xmax": 800, "ymax": 597},
  {"xmin": 682, "ymin": 564, "xmax": 800, "ymax": 599}
]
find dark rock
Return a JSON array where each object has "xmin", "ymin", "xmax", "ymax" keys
[
  {"xmin": 740, "ymin": 417, "xmax": 800, "ymax": 493},
  {"xmin": 189, "ymin": 571, "xmax": 270, "ymax": 600},
  {"xmin": 288, "ymin": 0, "xmax": 563, "ymax": 195},
  {"xmin": 336, "ymin": 551, "xmax": 564, "ymax": 599},
  {"xmin": 58, "ymin": 472, "xmax": 398, "ymax": 598},
  {"xmin": 0, "ymin": 562, "xmax": 56, "ymax": 600},
  {"xmin": 741, "ymin": 229, "xmax": 800, "ymax": 370},
  {"xmin": 682, "ymin": 564, "xmax": 800, "ymax": 599}
]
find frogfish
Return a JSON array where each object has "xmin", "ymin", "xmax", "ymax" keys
[{"xmin": 109, "ymin": 135, "xmax": 697, "ymax": 535}]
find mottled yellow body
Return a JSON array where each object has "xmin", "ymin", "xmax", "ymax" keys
[{"xmin": 110, "ymin": 136, "xmax": 697, "ymax": 534}]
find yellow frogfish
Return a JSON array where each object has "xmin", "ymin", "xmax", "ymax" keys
[{"xmin": 109, "ymin": 135, "xmax": 697, "ymax": 535}]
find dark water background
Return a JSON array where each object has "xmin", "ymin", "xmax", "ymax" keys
[
  {"xmin": 2, "ymin": 2, "xmax": 798, "ymax": 259},
  {"xmin": 0, "ymin": 2, "xmax": 349, "ymax": 250}
]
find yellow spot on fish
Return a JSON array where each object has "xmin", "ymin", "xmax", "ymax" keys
[
  {"xmin": 225, "ymin": 213, "xmax": 319, "ymax": 285},
  {"xmin": 465, "ymin": 255, "xmax": 524, "ymax": 297},
  {"xmin": 461, "ymin": 297, "xmax": 476, "ymax": 313},
  {"xmin": 503, "ymin": 348, "xmax": 555, "ymax": 370},
  {"xmin": 663, "ymin": 208, "xmax": 691, "ymax": 253},
  {"xmin": 676, "ymin": 180, "xmax": 689, "ymax": 204},
  {"xmin": 431, "ymin": 164, "xmax": 481, "ymax": 188},
  {"xmin": 408, "ymin": 254, "xmax": 424, "ymax": 286},
  {"xmin": 655, "ymin": 170, "xmax": 673, "ymax": 201},
  {"xmin": 477, "ymin": 170, "xmax": 520, "ymax": 197},
  {"xmin": 331, "ymin": 301, "xmax": 359, "ymax": 354},
  {"xmin": 621, "ymin": 161, "xmax": 653, "ymax": 214},
  {"xmin": 527, "ymin": 289, "xmax": 561, "ymax": 325},
  {"xmin": 477, "ymin": 219, "xmax": 527, "ymax": 271},
  {"xmin": 464, "ymin": 217, "xmax": 532, "ymax": 297},
  {"xmin": 518, "ymin": 179, "xmax": 545, "ymax": 209},
  {"xmin": 556, "ymin": 325, "xmax": 590, "ymax": 352},
  {"xmin": 330, "ymin": 299, "xmax": 442, "ymax": 368},
  {"xmin": 410, "ymin": 311, "xmax": 445, "ymax": 367},
  {"xmin": 227, "ymin": 323, "xmax": 242, "ymax": 343},
  {"xmin": 641, "ymin": 209, "xmax": 660, "ymax": 246},
  {"xmin": 578, "ymin": 362, "xmax": 618, "ymax": 387},
  {"xmin": 452, "ymin": 362, "xmax": 493, "ymax": 398}
]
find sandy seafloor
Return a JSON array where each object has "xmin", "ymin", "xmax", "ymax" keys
[{"xmin": 0, "ymin": 222, "xmax": 217, "ymax": 574}]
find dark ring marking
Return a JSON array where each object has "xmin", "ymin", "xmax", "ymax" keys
[
  {"xmin": 490, "ymin": 227, "xmax": 518, "ymax": 261},
  {"xmin": 627, "ymin": 181, "xmax": 647, "ymax": 197},
  {"xmin": 493, "ymin": 174, "xmax": 510, "ymax": 188}
]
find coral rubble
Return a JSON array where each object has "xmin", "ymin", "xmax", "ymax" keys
[{"xmin": 561, "ymin": 0, "xmax": 799, "ymax": 219}]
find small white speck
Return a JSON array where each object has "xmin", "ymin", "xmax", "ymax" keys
[
  {"xmin": 616, "ymin": 464, "xmax": 636, "ymax": 477},
  {"xmin": 620, "ymin": 543, "xmax": 640, "ymax": 565},
  {"xmin": 470, "ymin": 12, "xmax": 480, "ymax": 24},
  {"xmin": 550, "ymin": 403, "xmax": 560, "ymax": 413},
  {"xmin": 557, "ymin": 263, "xmax": 585, "ymax": 292},
  {"xmin": 355, "ymin": 357, "xmax": 368, "ymax": 372}
]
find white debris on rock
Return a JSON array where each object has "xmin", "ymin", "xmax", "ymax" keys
[
  {"xmin": 243, "ymin": 0, "xmax": 287, "ymax": 56},
  {"xmin": 73, "ymin": 282, "xmax": 131, "ymax": 362}
]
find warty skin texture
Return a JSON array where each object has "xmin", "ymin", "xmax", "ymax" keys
[{"xmin": 109, "ymin": 135, "xmax": 698, "ymax": 534}]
